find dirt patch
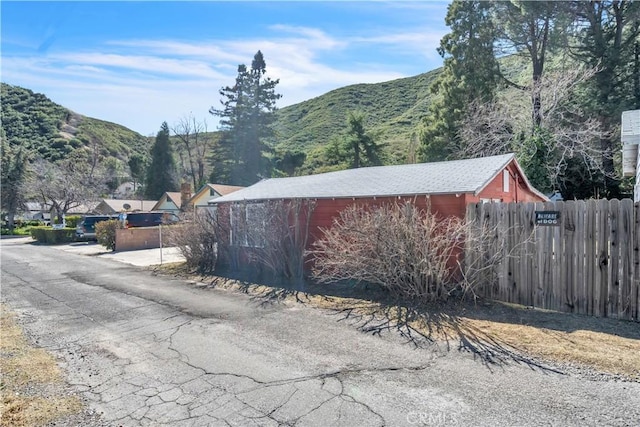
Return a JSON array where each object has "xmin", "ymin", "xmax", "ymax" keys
[
  {"xmin": 0, "ymin": 304, "xmax": 84, "ymax": 426},
  {"xmin": 154, "ymin": 263, "xmax": 640, "ymax": 381}
]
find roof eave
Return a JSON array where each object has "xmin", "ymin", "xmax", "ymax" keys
[
  {"xmin": 472, "ymin": 153, "xmax": 515, "ymax": 196},
  {"xmin": 472, "ymin": 154, "xmax": 549, "ymax": 201},
  {"xmin": 209, "ymin": 190, "xmax": 477, "ymax": 204}
]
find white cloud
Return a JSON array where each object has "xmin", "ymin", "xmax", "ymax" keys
[
  {"xmin": 2, "ymin": 22, "xmax": 443, "ymax": 135},
  {"xmin": 52, "ymin": 52, "xmax": 227, "ymax": 79}
]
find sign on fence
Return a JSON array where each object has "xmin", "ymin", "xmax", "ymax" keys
[{"xmin": 534, "ymin": 210, "xmax": 560, "ymax": 226}]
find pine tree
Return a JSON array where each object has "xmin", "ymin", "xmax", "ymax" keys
[
  {"xmin": 1, "ymin": 138, "xmax": 29, "ymax": 231},
  {"xmin": 210, "ymin": 51, "xmax": 281, "ymax": 185},
  {"xmin": 420, "ymin": 0, "xmax": 499, "ymax": 161},
  {"xmin": 345, "ymin": 111, "xmax": 383, "ymax": 168},
  {"xmin": 570, "ymin": 0, "xmax": 640, "ymax": 198},
  {"xmin": 128, "ymin": 153, "xmax": 146, "ymax": 194},
  {"xmin": 492, "ymin": 1, "xmax": 572, "ymax": 131},
  {"xmin": 144, "ymin": 122, "xmax": 178, "ymax": 200}
]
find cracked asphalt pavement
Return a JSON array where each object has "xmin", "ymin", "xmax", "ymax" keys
[{"xmin": 1, "ymin": 238, "xmax": 639, "ymax": 426}]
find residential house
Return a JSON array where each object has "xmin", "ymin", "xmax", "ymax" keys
[
  {"xmin": 111, "ymin": 181, "xmax": 137, "ymax": 199},
  {"xmin": 208, "ymin": 153, "xmax": 547, "ymax": 272},
  {"xmin": 189, "ymin": 183, "xmax": 245, "ymax": 212},
  {"xmin": 94, "ymin": 199, "xmax": 157, "ymax": 214},
  {"xmin": 152, "ymin": 192, "xmax": 183, "ymax": 214},
  {"xmin": 22, "ymin": 200, "xmax": 98, "ymax": 223}
]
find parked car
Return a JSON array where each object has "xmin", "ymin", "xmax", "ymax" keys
[
  {"xmin": 124, "ymin": 211, "xmax": 180, "ymax": 228},
  {"xmin": 76, "ymin": 215, "xmax": 118, "ymax": 240}
]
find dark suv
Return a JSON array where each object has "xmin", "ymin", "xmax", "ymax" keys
[
  {"xmin": 125, "ymin": 211, "xmax": 180, "ymax": 228},
  {"xmin": 76, "ymin": 215, "xmax": 118, "ymax": 240}
]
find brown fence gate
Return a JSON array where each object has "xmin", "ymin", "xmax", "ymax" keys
[{"xmin": 465, "ymin": 200, "xmax": 639, "ymax": 321}]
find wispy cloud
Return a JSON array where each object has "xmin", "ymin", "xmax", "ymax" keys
[
  {"xmin": 53, "ymin": 52, "xmax": 227, "ymax": 79},
  {"xmin": 2, "ymin": 20, "xmax": 443, "ymax": 134}
]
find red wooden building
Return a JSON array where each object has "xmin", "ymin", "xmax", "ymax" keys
[{"xmin": 208, "ymin": 153, "xmax": 547, "ymax": 272}]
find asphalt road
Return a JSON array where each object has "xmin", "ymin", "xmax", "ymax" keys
[{"xmin": 1, "ymin": 238, "xmax": 639, "ymax": 426}]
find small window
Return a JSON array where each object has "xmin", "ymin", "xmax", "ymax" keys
[
  {"xmin": 230, "ymin": 204, "xmax": 246, "ymax": 246},
  {"xmin": 246, "ymin": 203, "xmax": 266, "ymax": 248},
  {"xmin": 230, "ymin": 203, "xmax": 265, "ymax": 248},
  {"xmin": 503, "ymin": 170, "xmax": 510, "ymax": 193}
]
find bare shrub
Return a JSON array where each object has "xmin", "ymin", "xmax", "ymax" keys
[
  {"xmin": 222, "ymin": 199, "xmax": 316, "ymax": 282},
  {"xmin": 259, "ymin": 199, "xmax": 315, "ymax": 281},
  {"xmin": 166, "ymin": 209, "xmax": 220, "ymax": 274},
  {"xmin": 311, "ymin": 202, "xmax": 465, "ymax": 301}
]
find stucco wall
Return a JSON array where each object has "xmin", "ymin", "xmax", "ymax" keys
[{"xmin": 115, "ymin": 227, "xmax": 160, "ymax": 252}]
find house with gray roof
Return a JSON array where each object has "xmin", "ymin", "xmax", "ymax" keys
[
  {"xmin": 94, "ymin": 199, "xmax": 157, "ymax": 214},
  {"xmin": 208, "ymin": 153, "xmax": 547, "ymax": 272}
]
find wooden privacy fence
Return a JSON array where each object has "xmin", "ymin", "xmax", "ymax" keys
[{"xmin": 465, "ymin": 200, "xmax": 639, "ymax": 321}]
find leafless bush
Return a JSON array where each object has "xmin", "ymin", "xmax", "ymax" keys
[
  {"xmin": 166, "ymin": 209, "xmax": 220, "ymax": 274},
  {"xmin": 224, "ymin": 199, "xmax": 316, "ymax": 282},
  {"xmin": 311, "ymin": 202, "xmax": 465, "ymax": 301}
]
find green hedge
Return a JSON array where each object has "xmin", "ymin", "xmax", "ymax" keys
[
  {"xmin": 65, "ymin": 215, "xmax": 82, "ymax": 228},
  {"xmin": 1, "ymin": 227, "xmax": 34, "ymax": 236},
  {"xmin": 30, "ymin": 227, "xmax": 77, "ymax": 244}
]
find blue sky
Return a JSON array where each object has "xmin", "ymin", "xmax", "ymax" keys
[{"xmin": 2, "ymin": 1, "xmax": 450, "ymax": 136}]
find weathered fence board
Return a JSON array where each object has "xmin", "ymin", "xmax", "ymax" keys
[{"xmin": 465, "ymin": 199, "xmax": 640, "ymax": 321}]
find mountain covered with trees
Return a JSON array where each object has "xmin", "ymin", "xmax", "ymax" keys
[
  {"xmin": 272, "ymin": 70, "xmax": 439, "ymax": 164},
  {"xmin": 1, "ymin": 83, "xmax": 152, "ymax": 228},
  {"xmin": 1, "ymin": 83, "xmax": 149, "ymax": 164}
]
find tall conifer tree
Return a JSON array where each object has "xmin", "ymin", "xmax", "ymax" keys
[
  {"xmin": 145, "ymin": 122, "xmax": 178, "ymax": 200},
  {"xmin": 210, "ymin": 51, "xmax": 281, "ymax": 186},
  {"xmin": 420, "ymin": 0, "xmax": 499, "ymax": 161}
]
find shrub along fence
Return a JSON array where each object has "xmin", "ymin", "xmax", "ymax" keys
[{"xmin": 465, "ymin": 200, "xmax": 639, "ymax": 321}]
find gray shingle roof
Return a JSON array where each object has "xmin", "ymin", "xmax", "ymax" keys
[{"xmin": 210, "ymin": 153, "xmax": 521, "ymax": 204}]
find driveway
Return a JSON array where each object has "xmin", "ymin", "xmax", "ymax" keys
[
  {"xmin": 43, "ymin": 238, "xmax": 185, "ymax": 266},
  {"xmin": 1, "ymin": 238, "xmax": 639, "ymax": 426}
]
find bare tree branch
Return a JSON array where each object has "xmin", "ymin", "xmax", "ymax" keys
[
  {"xmin": 458, "ymin": 66, "xmax": 610, "ymax": 189},
  {"xmin": 173, "ymin": 114, "xmax": 213, "ymax": 190}
]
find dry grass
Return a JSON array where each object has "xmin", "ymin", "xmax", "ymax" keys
[
  {"xmin": 470, "ymin": 320, "xmax": 640, "ymax": 378},
  {"xmin": 1, "ymin": 304, "xmax": 83, "ymax": 426},
  {"xmin": 155, "ymin": 263, "xmax": 640, "ymax": 381}
]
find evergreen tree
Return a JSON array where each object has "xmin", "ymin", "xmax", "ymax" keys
[
  {"xmin": 128, "ymin": 153, "xmax": 147, "ymax": 194},
  {"xmin": 1, "ymin": 138, "xmax": 29, "ymax": 231},
  {"xmin": 420, "ymin": 0, "xmax": 499, "ymax": 161},
  {"xmin": 345, "ymin": 111, "xmax": 383, "ymax": 168},
  {"xmin": 570, "ymin": 0, "xmax": 640, "ymax": 198},
  {"xmin": 272, "ymin": 149, "xmax": 306, "ymax": 177},
  {"xmin": 491, "ymin": 0, "xmax": 572, "ymax": 131},
  {"xmin": 210, "ymin": 51, "xmax": 281, "ymax": 186},
  {"xmin": 208, "ymin": 133, "xmax": 233, "ymax": 184},
  {"xmin": 144, "ymin": 122, "xmax": 178, "ymax": 200}
]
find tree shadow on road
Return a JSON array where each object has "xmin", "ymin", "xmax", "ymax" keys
[
  {"xmin": 326, "ymin": 298, "xmax": 568, "ymax": 374},
  {"xmin": 201, "ymin": 272, "xmax": 562, "ymax": 373},
  {"xmin": 156, "ymin": 265, "xmax": 638, "ymax": 378}
]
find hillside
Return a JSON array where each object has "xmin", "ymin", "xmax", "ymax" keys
[
  {"xmin": 1, "ymin": 68, "xmax": 442, "ymax": 180},
  {"xmin": 0, "ymin": 83, "xmax": 149, "ymax": 165},
  {"xmin": 272, "ymin": 69, "xmax": 441, "ymax": 163}
]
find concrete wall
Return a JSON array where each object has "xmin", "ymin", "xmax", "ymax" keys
[{"xmin": 115, "ymin": 227, "xmax": 160, "ymax": 252}]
